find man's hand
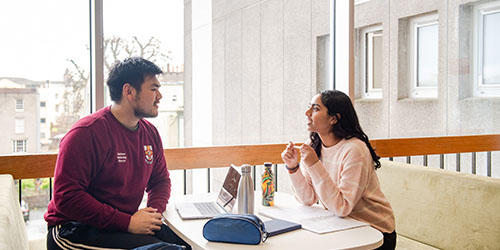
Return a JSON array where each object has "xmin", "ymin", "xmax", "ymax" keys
[{"xmin": 128, "ymin": 207, "xmax": 162, "ymax": 235}]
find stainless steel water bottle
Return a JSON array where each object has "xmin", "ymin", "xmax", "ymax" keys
[{"xmin": 237, "ymin": 164, "xmax": 254, "ymax": 214}]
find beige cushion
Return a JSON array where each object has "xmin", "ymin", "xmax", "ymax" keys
[
  {"xmin": 378, "ymin": 160, "xmax": 500, "ymax": 250},
  {"xmin": 29, "ymin": 238, "xmax": 46, "ymax": 250},
  {"xmin": 0, "ymin": 174, "xmax": 29, "ymax": 250},
  {"xmin": 396, "ymin": 235, "xmax": 439, "ymax": 250}
]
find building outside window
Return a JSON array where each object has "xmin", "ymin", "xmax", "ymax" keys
[
  {"xmin": 408, "ymin": 13, "xmax": 439, "ymax": 98},
  {"xmin": 40, "ymin": 101, "xmax": 46, "ymax": 107},
  {"xmin": 361, "ymin": 25, "xmax": 383, "ymax": 98},
  {"xmin": 15, "ymin": 119, "xmax": 24, "ymax": 134},
  {"xmin": 40, "ymin": 118, "xmax": 46, "ymax": 124},
  {"xmin": 473, "ymin": 1, "xmax": 500, "ymax": 97},
  {"xmin": 16, "ymin": 99, "xmax": 24, "ymax": 111},
  {"xmin": 12, "ymin": 140, "xmax": 27, "ymax": 153}
]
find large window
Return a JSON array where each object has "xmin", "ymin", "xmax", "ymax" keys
[
  {"xmin": 361, "ymin": 25, "xmax": 383, "ymax": 98},
  {"xmin": 473, "ymin": 1, "xmax": 500, "ymax": 97},
  {"xmin": 1, "ymin": 0, "xmax": 91, "ymax": 240},
  {"xmin": 408, "ymin": 13, "xmax": 439, "ymax": 98},
  {"xmin": 103, "ymin": 0, "xmax": 185, "ymax": 196}
]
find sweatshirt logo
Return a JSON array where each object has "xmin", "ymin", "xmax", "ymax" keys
[
  {"xmin": 144, "ymin": 145, "xmax": 153, "ymax": 164},
  {"xmin": 117, "ymin": 152, "xmax": 127, "ymax": 163}
]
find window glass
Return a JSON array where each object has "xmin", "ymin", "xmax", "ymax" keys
[
  {"xmin": 1, "ymin": 0, "xmax": 90, "ymax": 240},
  {"xmin": 16, "ymin": 99, "xmax": 24, "ymax": 111},
  {"xmin": 12, "ymin": 140, "xmax": 27, "ymax": 153},
  {"xmin": 371, "ymin": 32, "xmax": 383, "ymax": 90},
  {"xmin": 359, "ymin": 26, "xmax": 382, "ymax": 99},
  {"xmin": 103, "ymin": 0, "xmax": 184, "ymax": 196},
  {"xmin": 482, "ymin": 11, "xmax": 500, "ymax": 85},
  {"xmin": 417, "ymin": 23, "xmax": 438, "ymax": 87},
  {"xmin": 15, "ymin": 119, "xmax": 24, "ymax": 134}
]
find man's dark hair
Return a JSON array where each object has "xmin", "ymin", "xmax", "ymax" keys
[{"xmin": 106, "ymin": 57, "xmax": 163, "ymax": 102}]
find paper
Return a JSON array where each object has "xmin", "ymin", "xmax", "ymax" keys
[{"xmin": 259, "ymin": 204, "xmax": 368, "ymax": 234}]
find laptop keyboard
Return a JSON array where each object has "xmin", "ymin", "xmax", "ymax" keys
[{"xmin": 194, "ymin": 202, "xmax": 221, "ymax": 216}]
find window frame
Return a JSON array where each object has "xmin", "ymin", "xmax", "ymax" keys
[
  {"xmin": 15, "ymin": 99, "xmax": 24, "ymax": 112},
  {"xmin": 12, "ymin": 140, "xmax": 27, "ymax": 153},
  {"xmin": 408, "ymin": 13, "xmax": 439, "ymax": 98},
  {"xmin": 472, "ymin": 1, "xmax": 500, "ymax": 97},
  {"xmin": 360, "ymin": 25, "xmax": 383, "ymax": 99}
]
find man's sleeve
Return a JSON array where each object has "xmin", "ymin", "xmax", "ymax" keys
[
  {"xmin": 52, "ymin": 128, "xmax": 131, "ymax": 231},
  {"xmin": 146, "ymin": 131, "xmax": 171, "ymax": 213}
]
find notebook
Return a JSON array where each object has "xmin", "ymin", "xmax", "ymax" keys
[
  {"xmin": 264, "ymin": 219, "xmax": 302, "ymax": 237},
  {"xmin": 175, "ymin": 166, "xmax": 241, "ymax": 220}
]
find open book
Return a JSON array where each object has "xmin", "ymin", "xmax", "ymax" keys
[{"xmin": 259, "ymin": 204, "xmax": 368, "ymax": 234}]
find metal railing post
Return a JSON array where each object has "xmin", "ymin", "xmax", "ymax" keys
[
  {"xmin": 471, "ymin": 152, "xmax": 476, "ymax": 175},
  {"xmin": 487, "ymin": 151, "xmax": 492, "ymax": 177}
]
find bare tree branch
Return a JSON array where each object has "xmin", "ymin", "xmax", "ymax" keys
[{"xmin": 60, "ymin": 36, "xmax": 174, "ymax": 133}]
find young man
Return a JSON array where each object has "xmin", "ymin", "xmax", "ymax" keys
[{"xmin": 45, "ymin": 57, "xmax": 191, "ymax": 250}]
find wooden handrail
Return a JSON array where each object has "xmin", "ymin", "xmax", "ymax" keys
[
  {"xmin": 1, "ymin": 134, "xmax": 499, "ymax": 180},
  {"xmin": 372, "ymin": 134, "xmax": 500, "ymax": 157}
]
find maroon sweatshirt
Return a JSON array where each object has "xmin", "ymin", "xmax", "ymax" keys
[{"xmin": 44, "ymin": 106, "xmax": 171, "ymax": 232}]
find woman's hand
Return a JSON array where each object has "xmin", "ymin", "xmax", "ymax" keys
[
  {"xmin": 300, "ymin": 144, "xmax": 319, "ymax": 167},
  {"xmin": 281, "ymin": 141, "xmax": 299, "ymax": 169}
]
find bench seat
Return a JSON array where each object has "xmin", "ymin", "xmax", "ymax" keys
[{"xmin": 378, "ymin": 160, "xmax": 500, "ymax": 249}]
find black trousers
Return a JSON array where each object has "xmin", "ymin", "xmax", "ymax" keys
[
  {"xmin": 47, "ymin": 222, "xmax": 192, "ymax": 250},
  {"xmin": 375, "ymin": 230, "xmax": 397, "ymax": 250}
]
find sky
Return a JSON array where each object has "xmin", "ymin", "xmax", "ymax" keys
[{"xmin": 0, "ymin": 0, "xmax": 183, "ymax": 81}]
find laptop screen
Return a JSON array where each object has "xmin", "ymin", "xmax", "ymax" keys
[{"xmin": 216, "ymin": 166, "xmax": 241, "ymax": 213}]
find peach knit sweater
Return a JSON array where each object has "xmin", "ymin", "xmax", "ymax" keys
[{"xmin": 289, "ymin": 138, "xmax": 395, "ymax": 233}]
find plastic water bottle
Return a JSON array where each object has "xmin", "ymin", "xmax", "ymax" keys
[
  {"xmin": 261, "ymin": 162, "xmax": 275, "ymax": 206},
  {"xmin": 237, "ymin": 164, "xmax": 254, "ymax": 214}
]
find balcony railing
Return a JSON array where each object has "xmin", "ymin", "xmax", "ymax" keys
[{"xmin": 1, "ymin": 134, "xmax": 500, "ymax": 203}]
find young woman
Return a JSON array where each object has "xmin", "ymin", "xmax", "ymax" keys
[{"xmin": 281, "ymin": 90, "xmax": 396, "ymax": 250}]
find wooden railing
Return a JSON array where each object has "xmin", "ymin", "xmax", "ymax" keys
[{"xmin": 1, "ymin": 134, "xmax": 499, "ymax": 180}]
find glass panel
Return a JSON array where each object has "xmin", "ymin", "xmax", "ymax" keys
[
  {"xmin": 482, "ymin": 11, "xmax": 500, "ymax": 85},
  {"xmin": 317, "ymin": 34, "xmax": 331, "ymax": 92},
  {"xmin": 372, "ymin": 34, "xmax": 383, "ymax": 89},
  {"xmin": 21, "ymin": 177, "xmax": 51, "ymax": 238},
  {"xmin": 13, "ymin": 140, "xmax": 27, "ymax": 153},
  {"xmin": 16, "ymin": 99, "xmax": 24, "ymax": 110},
  {"xmin": 103, "ymin": 0, "xmax": 184, "ymax": 195},
  {"xmin": 0, "ymin": 0, "xmax": 90, "ymax": 240},
  {"xmin": 417, "ymin": 23, "xmax": 438, "ymax": 87},
  {"xmin": 15, "ymin": 119, "xmax": 24, "ymax": 134}
]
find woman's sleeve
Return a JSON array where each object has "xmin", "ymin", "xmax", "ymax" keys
[
  {"xmin": 299, "ymin": 144, "xmax": 371, "ymax": 217},
  {"xmin": 288, "ymin": 161, "xmax": 319, "ymax": 206}
]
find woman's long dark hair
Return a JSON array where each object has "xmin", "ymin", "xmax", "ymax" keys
[{"xmin": 309, "ymin": 90, "xmax": 381, "ymax": 169}]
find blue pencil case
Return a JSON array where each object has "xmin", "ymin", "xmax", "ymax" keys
[{"xmin": 202, "ymin": 214, "xmax": 268, "ymax": 245}]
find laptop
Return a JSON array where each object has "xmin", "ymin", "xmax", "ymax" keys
[{"xmin": 175, "ymin": 166, "xmax": 241, "ymax": 220}]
